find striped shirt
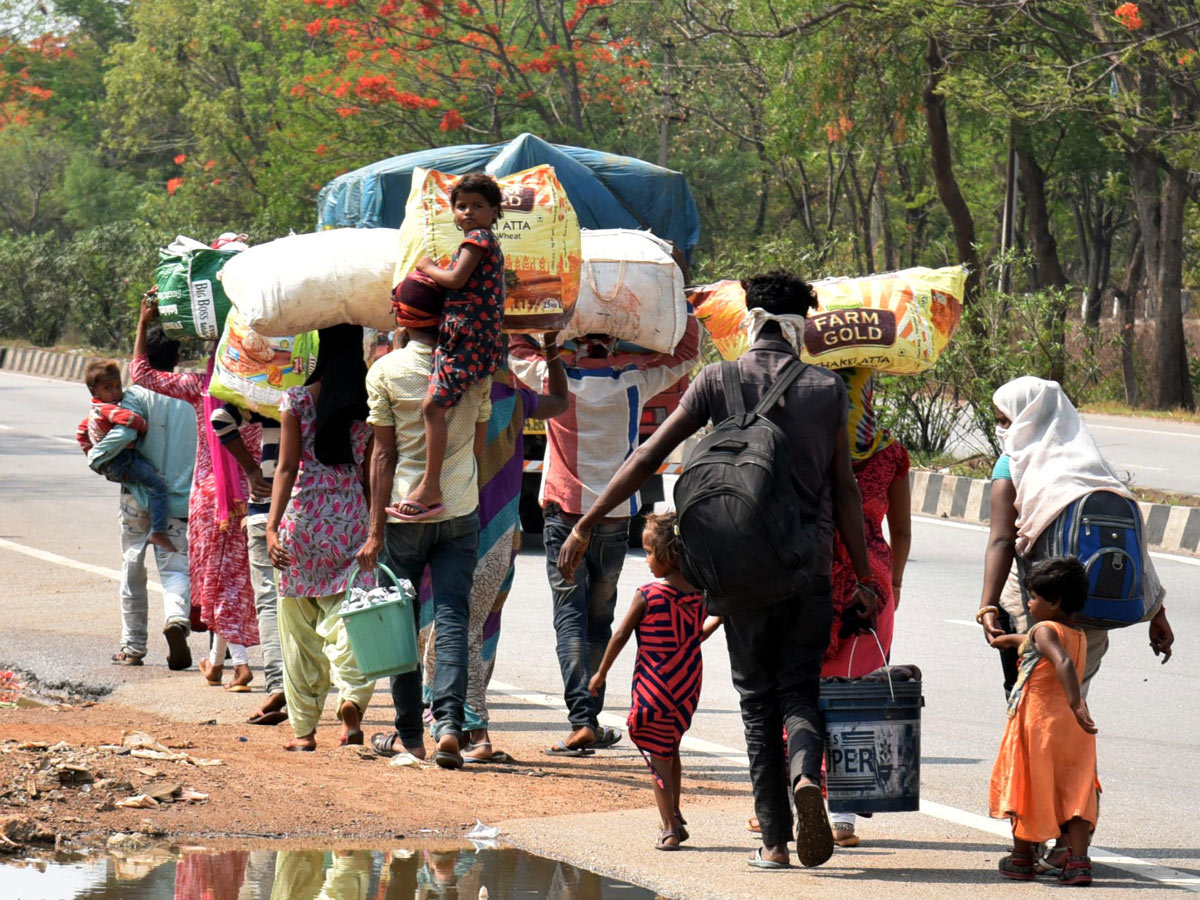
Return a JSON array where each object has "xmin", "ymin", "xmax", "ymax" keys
[
  {"xmin": 509, "ymin": 318, "xmax": 699, "ymax": 518},
  {"xmin": 210, "ymin": 403, "xmax": 279, "ymax": 518}
]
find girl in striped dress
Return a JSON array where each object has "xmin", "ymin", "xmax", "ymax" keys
[{"xmin": 589, "ymin": 512, "xmax": 722, "ymax": 850}]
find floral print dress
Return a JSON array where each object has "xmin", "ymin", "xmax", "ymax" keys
[
  {"xmin": 276, "ymin": 386, "xmax": 371, "ymax": 599},
  {"xmin": 429, "ymin": 228, "xmax": 506, "ymax": 408}
]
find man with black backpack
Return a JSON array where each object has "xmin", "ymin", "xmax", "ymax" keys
[{"xmin": 558, "ymin": 270, "xmax": 876, "ymax": 870}]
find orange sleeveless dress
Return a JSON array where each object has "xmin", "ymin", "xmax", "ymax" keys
[{"xmin": 989, "ymin": 620, "xmax": 1100, "ymax": 842}]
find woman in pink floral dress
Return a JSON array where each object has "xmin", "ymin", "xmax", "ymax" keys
[
  {"xmin": 266, "ymin": 324, "xmax": 375, "ymax": 752},
  {"xmin": 131, "ymin": 299, "xmax": 259, "ymax": 685}
]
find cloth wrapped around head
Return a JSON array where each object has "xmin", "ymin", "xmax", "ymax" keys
[
  {"xmin": 391, "ymin": 272, "xmax": 444, "ymax": 331},
  {"xmin": 307, "ymin": 324, "xmax": 369, "ymax": 467},
  {"xmin": 840, "ymin": 367, "xmax": 893, "ymax": 462}
]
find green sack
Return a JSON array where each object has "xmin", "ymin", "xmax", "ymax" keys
[{"xmin": 154, "ymin": 236, "xmax": 238, "ymax": 340}]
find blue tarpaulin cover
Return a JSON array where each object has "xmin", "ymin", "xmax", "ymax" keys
[{"xmin": 316, "ymin": 132, "xmax": 700, "ymax": 260}]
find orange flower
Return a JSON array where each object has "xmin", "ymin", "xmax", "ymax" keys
[
  {"xmin": 439, "ymin": 108, "xmax": 465, "ymax": 131},
  {"xmin": 166, "ymin": 177, "xmax": 185, "ymax": 195},
  {"xmin": 1114, "ymin": 2, "xmax": 1142, "ymax": 30},
  {"xmin": 173, "ymin": 153, "xmax": 187, "ymax": 165}
]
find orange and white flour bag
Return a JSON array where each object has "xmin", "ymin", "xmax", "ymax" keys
[
  {"xmin": 393, "ymin": 165, "xmax": 581, "ymax": 333},
  {"xmin": 209, "ymin": 308, "xmax": 319, "ymax": 420},
  {"xmin": 688, "ymin": 265, "xmax": 966, "ymax": 374}
]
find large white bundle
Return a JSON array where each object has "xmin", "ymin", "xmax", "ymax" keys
[
  {"xmin": 562, "ymin": 229, "xmax": 686, "ymax": 353},
  {"xmin": 220, "ymin": 228, "xmax": 401, "ymax": 334}
]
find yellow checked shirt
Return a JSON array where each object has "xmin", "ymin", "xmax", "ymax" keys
[{"xmin": 366, "ymin": 342, "xmax": 491, "ymax": 523}]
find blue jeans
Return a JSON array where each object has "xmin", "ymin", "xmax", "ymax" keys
[
  {"xmin": 383, "ymin": 512, "xmax": 479, "ymax": 743},
  {"xmin": 543, "ymin": 510, "xmax": 629, "ymax": 731},
  {"xmin": 103, "ymin": 449, "xmax": 169, "ymax": 534}
]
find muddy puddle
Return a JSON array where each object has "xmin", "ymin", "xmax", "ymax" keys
[{"xmin": 2, "ymin": 844, "xmax": 663, "ymax": 899}]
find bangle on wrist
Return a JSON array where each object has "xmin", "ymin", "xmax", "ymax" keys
[
  {"xmin": 975, "ymin": 605, "xmax": 1000, "ymax": 625},
  {"xmin": 570, "ymin": 525, "xmax": 589, "ymax": 543},
  {"xmin": 854, "ymin": 580, "xmax": 877, "ymax": 596}
]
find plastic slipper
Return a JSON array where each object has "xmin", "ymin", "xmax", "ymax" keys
[
  {"xmin": 656, "ymin": 828, "xmax": 682, "ymax": 852},
  {"xmin": 370, "ymin": 732, "xmax": 401, "ymax": 758},
  {"xmin": 339, "ymin": 730, "xmax": 364, "ymax": 747},
  {"xmin": 247, "ymin": 709, "xmax": 289, "ymax": 726},
  {"xmin": 283, "ymin": 741, "xmax": 316, "ymax": 753},
  {"xmin": 463, "ymin": 750, "xmax": 514, "ymax": 765},
  {"xmin": 225, "ymin": 683, "xmax": 252, "ymax": 693},
  {"xmin": 433, "ymin": 749, "xmax": 464, "ymax": 770},
  {"xmin": 793, "ymin": 782, "xmax": 834, "ymax": 868},
  {"xmin": 387, "ymin": 499, "xmax": 446, "ymax": 522},
  {"xmin": 747, "ymin": 848, "xmax": 791, "ymax": 869},
  {"xmin": 591, "ymin": 726, "xmax": 622, "ymax": 749},
  {"xmin": 543, "ymin": 740, "xmax": 594, "ymax": 758},
  {"xmin": 163, "ymin": 622, "xmax": 192, "ymax": 671},
  {"xmin": 111, "ymin": 651, "xmax": 144, "ymax": 667}
]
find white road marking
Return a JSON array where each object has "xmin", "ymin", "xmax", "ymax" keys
[
  {"xmin": 491, "ymin": 678, "xmax": 1200, "ymax": 890},
  {"xmin": 914, "ymin": 514, "xmax": 1200, "ymax": 567},
  {"xmin": 945, "ymin": 618, "xmax": 977, "ymax": 628},
  {"xmin": 49, "ymin": 436, "xmax": 78, "ymax": 445},
  {"xmin": 2, "ymin": 522, "xmax": 1198, "ymax": 888},
  {"xmin": 0, "ymin": 537, "xmax": 163, "ymax": 594},
  {"xmin": 1088, "ymin": 422, "xmax": 1200, "ymax": 439},
  {"xmin": 0, "ymin": 423, "xmax": 11, "ymax": 430},
  {"xmin": 1116, "ymin": 462, "xmax": 1167, "ymax": 471}
]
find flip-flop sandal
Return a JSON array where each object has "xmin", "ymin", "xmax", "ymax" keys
[
  {"xmin": 283, "ymin": 741, "xmax": 316, "ymax": 752},
  {"xmin": 433, "ymin": 749, "xmax": 464, "ymax": 769},
  {"xmin": 463, "ymin": 750, "xmax": 515, "ymax": 765},
  {"xmin": 247, "ymin": 709, "xmax": 289, "ymax": 726},
  {"xmin": 163, "ymin": 623, "xmax": 192, "ymax": 671},
  {"xmin": 387, "ymin": 499, "xmax": 446, "ymax": 522},
  {"xmin": 793, "ymin": 782, "xmax": 834, "ymax": 868},
  {"xmin": 111, "ymin": 651, "xmax": 144, "ymax": 667},
  {"xmin": 370, "ymin": 732, "xmax": 401, "ymax": 758},
  {"xmin": 591, "ymin": 726, "xmax": 622, "ymax": 749},
  {"xmin": 656, "ymin": 829, "xmax": 682, "ymax": 851},
  {"xmin": 746, "ymin": 817, "xmax": 762, "ymax": 834},
  {"xmin": 339, "ymin": 730, "xmax": 365, "ymax": 747},
  {"xmin": 543, "ymin": 740, "xmax": 595, "ymax": 758},
  {"xmin": 225, "ymin": 683, "xmax": 252, "ymax": 693},
  {"xmin": 747, "ymin": 848, "xmax": 791, "ymax": 869}
]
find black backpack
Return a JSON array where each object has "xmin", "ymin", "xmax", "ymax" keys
[{"xmin": 673, "ymin": 359, "xmax": 817, "ymax": 615}]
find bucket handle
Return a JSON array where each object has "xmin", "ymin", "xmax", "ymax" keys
[
  {"xmin": 846, "ymin": 628, "xmax": 894, "ymax": 703},
  {"xmin": 342, "ymin": 561, "xmax": 405, "ymax": 603}
]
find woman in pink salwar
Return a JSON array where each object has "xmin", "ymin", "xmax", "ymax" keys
[{"xmin": 132, "ymin": 297, "xmax": 259, "ymax": 685}]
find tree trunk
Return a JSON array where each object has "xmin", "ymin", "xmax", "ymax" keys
[
  {"xmin": 1116, "ymin": 236, "xmax": 1144, "ymax": 407},
  {"xmin": 923, "ymin": 38, "xmax": 983, "ymax": 303},
  {"xmin": 1151, "ymin": 171, "xmax": 1194, "ymax": 409},
  {"xmin": 1018, "ymin": 151, "xmax": 1068, "ymax": 289}
]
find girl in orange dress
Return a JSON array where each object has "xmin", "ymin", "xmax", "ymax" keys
[{"xmin": 988, "ymin": 557, "xmax": 1099, "ymax": 886}]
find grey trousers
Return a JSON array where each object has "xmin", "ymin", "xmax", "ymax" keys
[
  {"xmin": 246, "ymin": 517, "xmax": 285, "ymax": 695},
  {"xmin": 119, "ymin": 495, "xmax": 190, "ymax": 657}
]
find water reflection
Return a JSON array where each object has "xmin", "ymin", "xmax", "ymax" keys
[{"xmin": 3, "ymin": 846, "xmax": 659, "ymax": 900}]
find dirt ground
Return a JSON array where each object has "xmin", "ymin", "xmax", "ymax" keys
[{"xmin": 0, "ymin": 701, "xmax": 744, "ymax": 854}]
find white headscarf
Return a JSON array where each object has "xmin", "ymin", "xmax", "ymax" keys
[
  {"xmin": 744, "ymin": 306, "xmax": 807, "ymax": 357},
  {"xmin": 993, "ymin": 376, "xmax": 1132, "ymax": 555}
]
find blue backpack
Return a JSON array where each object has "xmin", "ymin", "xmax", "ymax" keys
[{"xmin": 1021, "ymin": 490, "xmax": 1149, "ymax": 628}]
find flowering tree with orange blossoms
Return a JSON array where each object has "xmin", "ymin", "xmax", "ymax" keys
[{"xmin": 289, "ymin": 0, "xmax": 652, "ymax": 151}]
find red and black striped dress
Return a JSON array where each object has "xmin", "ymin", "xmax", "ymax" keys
[{"xmin": 627, "ymin": 581, "xmax": 706, "ymax": 760}]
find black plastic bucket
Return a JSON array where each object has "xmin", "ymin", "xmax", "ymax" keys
[{"xmin": 819, "ymin": 679, "xmax": 924, "ymax": 813}]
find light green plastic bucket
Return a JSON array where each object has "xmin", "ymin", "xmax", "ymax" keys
[{"xmin": 338, "ymin": 563, "xmax": 418, "ymax": 679}]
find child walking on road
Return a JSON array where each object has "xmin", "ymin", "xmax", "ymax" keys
[
  {"xmin": 588, "ymin": 513, "xmax": 722, "ymax": 851},
  {"xmin": 989, "ymin": 557, "xmax": 1099, "ymax": 886},
  {"xmin": 388, "ymin": 172, "xmax": 507, "ymax": 522},
  {"xmin": 77, "ymin": 360, "xmax": 174, "ymax": 553}
]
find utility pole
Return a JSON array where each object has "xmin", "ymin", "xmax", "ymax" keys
[{"xmin": 998, "ymin": 122, "xmax": 1017, "ymax": 293}]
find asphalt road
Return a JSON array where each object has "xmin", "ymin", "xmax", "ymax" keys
[
  {"xmin": 1, "ymin": 370, "xmax": 1197, "ymax": 894},
  {"xmin": 1083, "ymin": 413, "xmax": 1200, "ymax": 495}
]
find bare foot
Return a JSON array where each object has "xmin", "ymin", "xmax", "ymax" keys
[
  {"xmin": 147, "ymin": 532, "xmax": 175, "ymax": 553},
  {"xmin": 224, "ymin": 663, "xmax": 253, "ymax": 692},
  {"xmin": 198, "ymin": 659, "xmax": 223, "ymax": 686},
  {"xmin": 256, "ymin": 691, "xmax": 286, "ymax": 716},
  {"xmin": 283, "ymin": 734, "xmax": 316, "ymax": 752},
  {"xmin": 339, "ymin": 700, "xmax": 363, "ymax": 743}
]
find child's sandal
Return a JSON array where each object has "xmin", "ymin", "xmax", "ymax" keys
[
  {"xmin": 655, "ymin": 828, "xmax": 682, "ymax": 851},
  {"xmin": 998, "ymin": 852, "xmax": 1035, "ymax": 881},
  {"xmin": 1058, "ymin": 855, "xmax": 1093, "ymax": 886}
]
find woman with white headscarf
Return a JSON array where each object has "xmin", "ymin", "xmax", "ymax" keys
[{"xmin": 977, "ymin": 376, "xmax": 1174, "ymax": 692}]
